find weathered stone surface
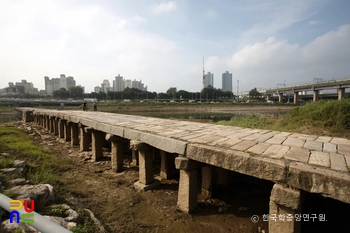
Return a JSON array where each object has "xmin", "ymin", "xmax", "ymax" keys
[
  {"xmin": 133, "ymin": 180, "xmax": 160, "ymax": 192},
  {"xmin": 177, "ymin": 169, "xmax": 198, "ymax": 213},
  {"xmin": 287, "ymin": 162, "xmax": 350, "ymax": 204},
  {"xmin": 269, "ymin": 200, "xmax": 301, "ymax": 233},
  {"xmin": 129, "ymin": 140, "xmax": 152, "ymax": 151},
  {"xmin": 284, "ymin": 147, "xmax": 310, "ymax": 163},
  {"xmin": 338, "ymin": 144, "xmax": 350, "ymax": 155},
  {"xmin": 7, "ymin": 178, "xmax": 27, "ymax": 187},
  {"xmin": 186, "ymin": 144, "xmax": 286, "ymax": 182},
  {"xmin": 246, "ymin": 143, "xmax": 271, "ymax": 155},
  {"xmin": 140, "ymin": 132, "xmax": 187, "ymax": 155},
  {"xmin": 282, "ymin": 138, "xmax": 305, "ymax": 147},
  {"xmin": 316, "ymin": 136, "xmax": 332, "ymax": 143},
  {"xmin": 330, "ymin": 153, "xmax": 348, "ymax": 172},
  {"xmin": 175, "ymin": 157, "xmax": 198, "ymax": 170},
  {"xmin": 303, "ymin": 140, "xmax": 323, "ymax": 151},
  {"xmin": 330, "ymin": 137, "xmax": 350, "ymax": 146},
  {"xmin": 230, "ymin": 140, "xmax": 257, "ymax": 151},
  {"xmin": 8, "ymin": 184, "xmax": 56, "ymax": 203},
  {"xmin": 262, "ymin": 145, "xmax": 290, "ymax": 159},
  {"xmin": 270, "ymin": 184, "xmax": 300, "ymax": 210},
  {"xmin": 309, "ymin": 151, "xmax": 330, "ymax": 167},
  {"xmin": 265, "ymin": 136, "xmax": 287, "ymax": 145},
  {"xmin": 323, "ymin": 143, "xmax": 337, "ymax": 153}
]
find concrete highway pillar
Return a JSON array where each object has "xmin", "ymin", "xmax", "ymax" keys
[
  {"xmin": 269, "ymin": 184, "xmax": 301, "ymax": 233},
  {"xmin": 58, "ymin": 119, "xmax": 66, "ymax": 139},
  {"xmin": 106, "ymin": 134, "xmax": 124, "ymax": 173},
  {"xmin": 70, "ymin": 123, "xmax": 79, "ymax": 147},
  {"xmin": 175, "ymin": 157, "xmax": 198, "ymax": 213},
  {"xmin": 338, "ymin": 88, "xmax": 345, "ymax": 100},
  {"xmin": 293, "ymin": 92, "xmax": 299, "ymax": 104},
  {"xmin": 201, "ymin": 165, "xmax": 215, "ymax": 199},
  {"xmin": 160, "ymin": 151, "xmax": 175, "ymax": 180},
  {"xmin": 91, "ymin": 130, "xmax": 104, "ymax": 161},
  {"xmin": 79, "ymin": 124, "xmax": 91, "ymax": 152},
  {"xmin": 313, "ymin": 90, "xmax": 319, "ymax": 102},
  {"xmin": 131, "ymin": 140, "xmax": 160, "ymax": 191},
  {"xmin": 53, "ymin": 117, "xmax": 59, "ymax": 136},
  {"xmin": 64, "ymin": 121, "xmax": 71, "ymax": 142},
  {"xmin": 278, "ymin": 93, "xmax": 283, "ymax": 103}
]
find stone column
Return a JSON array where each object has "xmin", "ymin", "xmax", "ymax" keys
[
  {"xmin": 58, "ymin": 119, "xmax": 65, "ymax": 139},
  {"xmin": 131, "ymin": 150, "xmax": 139, "ymax": 166},
  {"xmin": 175, "ymin": 157, "xmax": 198, "ymax": 213},
  {"xmin": 45, "ymin": 115, "xmax": 50, "ymax": 130},
  {"xmin": 64, "ymin": 121, "xmax": 71, "ymax": 142},
  {"xmin": 131, "ymin": 140, "xmax": 160, "ymax": 191},
  {"xmin": 53, "ymin": 117, "xmax": 59, "ymax": 136},
  {"xmin": 91, "ymin": 130, "xmax": 104, "ymax": 161},
  {"xmin": 269, "ymin": 184, "xmax": 301, "ymax": 233},
  {"xmin": 79, "ymin": 125, "xmax": 91, "ymax": 152},
  {"xmin": 106, "ymin": 134, "xmax": 124, "ymax": 172},
  {"xmin": 293, "ymin": 92, "xmax": 299, "ymax": 104},
  {"xmin": 313, "ymin": 90, "xmax": 319, "ymax": 102},
  {"xmin": 49, "ymin": 116, "xmax": 55, "ymax": 133},
  {"xmin": 43, "ymin": 115, "xmax": 47, "ymax": 128},
  {"xmin": 338, "ymin": 88, "xmax": 345, "ymax": 100},
  {"xmin": 218, "ymin": 168, "xmax": 229, "ymax": 186},
  {"xmin": 70, "ymin": 123, "xmax": 79, "ymax": 147},
  {"xmin": 201, "ymin": 165, "xmax": 215, "ymax": 199},
  {"xmin": 160, "ymin": 151, "xmax": 175, "ymax": 180},
  {"xmin": 278, "ymin": 93, "xmax": 283, "ymax": 103}
]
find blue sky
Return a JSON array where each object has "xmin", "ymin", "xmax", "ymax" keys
[{"xmin": 1, "ymin": 0, "xmax": 350, "ymax": 94}]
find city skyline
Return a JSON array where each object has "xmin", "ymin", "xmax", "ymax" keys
[{"xmin": 1, "ymin": 1, "xmax": 350, "ymax": 93}]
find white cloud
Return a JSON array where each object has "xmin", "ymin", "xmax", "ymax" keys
[
  {"xmin": 152, "ymin": 1, "xmax": 177, "ymax": 13},
  {"xmin": 308, "ymin": 20, "xmax": 321, "ymax": 25}
]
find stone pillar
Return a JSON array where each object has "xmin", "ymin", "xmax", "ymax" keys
[
  {"xmin": 278, "ymin": 93, "xmax": 283, "ymax": 103},
  {"xmin": 313, "ymin": 90, "xmax": 319, "ymax": 102},
  {"xmin": 43, "ymin": 115, "xmax": 47, "ymax": 128},
  {"xmin": 45, "ymin": 115, "xmax": 50, "ymax": 130},
  {"xmin": 175, "ymin": 157, "xmax": 198, "ymax": 213},
  {"xmin": 201, "ymin": 165, "xmax": 215, "ymax": 199},
  {"xmin": 58, "ymin": 119, "xmax": 65, "ymax": 139},
  {"xmin": 269, "ymin": 184, "xmax": 301, "ymax": 233},
  {"xmin": 70, "ymin": 123, "xmax": 79, "ymax": 147},
  {"xmin": 131, "ymin": 140, "xmax": 160, "ymax": 191},
  {"xmin": 131, "ymin": 150, "xmax": 139, "ymax": 166},
  {"xmin": 106, "ymin": 134, "xmax": 124, "ymax": 173},
  {"xmin": 79, "ymin": 125, "xmax": 91, "ymax": 152},
  {"xmin": 338, "ymin": 88, "xmax": 345, "ymax": 100},
  {"xmin": 160, "ymin": 151, "xmax": 175, "ymax": 180},
  {"xmin": 91, "ymin": 130, "xmax": 104, "ymax": 161},
  {"xmin": 53, "ymin": 117, "xmax": 59, "ymax": 136},
  {"xmin": 49, "ymin": 116, "xmax": 55, "ymax": 133},
  {"xmin": 64, "ymin": 121, "xmax": 71, "ymax": 142},
  {"xmin": 218, "ymin": 168, "xmax": 229, "ymax": 186},
  {"xmin": 293, "ymin": 92, "xmax": 298, "ymax": 104}
]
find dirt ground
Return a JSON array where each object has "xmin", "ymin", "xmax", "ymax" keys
[{"xmin": 21, "ymin": 120, "xmax": 273, "ymax": 233}]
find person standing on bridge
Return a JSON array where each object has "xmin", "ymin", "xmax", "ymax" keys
[{"xmin": 83, "ymin": 101, "xmax": 87, "ymax": 111}]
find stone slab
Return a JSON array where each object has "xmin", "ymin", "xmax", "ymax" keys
[
  {"xmin": 265, "ymin": 136, "xmax": 287, "ymax": 145},
  {"xmin": 309, "ymin": 151, "xmax": 330, "ymax": 167},
  {"xmin": 284, "ymin": 147, "xmax": 310, "ymax": 163},
  {"xmin": 262, "ymin": 145, "xmax": 290, "ymax": 159},
  {"xmin": 246, "ymin": 143, "xmax": 271, "ymax": 155},
  {"xmin": 140, "ymin": 132, "xmax": 187, "ymax": 155},
  {"xmin": 186, "ymin": 143, "xmax": 287, "ymax": 183},
  {"xmin": 287, "ymin": 162, "xmax": 350, "ymax": 204},
  {"xmin": 282, "ymin": 138, "xmax": 305, "ymax": 147},
  {"xmin": 330, "ymin": 153, "xmax": 348, "ymax": 172},
  {"xmin": 214, "ymin": 138, "xmax": 242, "ymax": 147},
  {"xmin": 297, "ymin": 134, "xmax": 318, "ymax": 141},
  {"xmin": 270, "ymin": 184, "xmax": 300, "ymax": 210},
  {"xmin": 330, "ymin": 137, "xmax": 350, "ymax": 146},
  {"xmin": 338, "ymin": 144, "xmax": 350, "ymax": 155},
  {"xmin": 345, "ymin": 155, "xmax": 350, "ymax": 169},
  {"xmin": 316, "ymin": 136, "xmax": 332, "ymax": 143},
  {"xmin": 303, "ymin": 140, "xmax": 323, "ymax": 151},
  {"xmin": 254, "ymin": 134, "xmax": 274, "ymax": 143},
  {"xmin": 230, "ymin": 140, "xmax": 257, "ymax": 151},
  {"xmin": 323, "ymin": 143, "xmax": 337, "ymax": 153}
]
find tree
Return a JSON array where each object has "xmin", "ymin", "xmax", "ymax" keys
[
  {"xmin": 69, "ymin": 86, "xmax": 84, "ymax": 99},
  {"xmin": 249, "ymin": 88, "xmax": 260, "ymax": 99},
  {"xmin": 166, "ymin": 87, "xmax": 177, "ymax": 99}
]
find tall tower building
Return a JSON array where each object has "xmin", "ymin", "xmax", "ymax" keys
[
  {"xmin": 114, "ymin": 74, "xmax": 124, "ymax": 92},
  {"xmin": 101, "ymin": 79, "xmax": 110, "ymax": 93},
  {"xmin": 204, "ymin": 72, "xmax": 214, "ymax": 88},
  {"xmin": 222, "ymin": 71, "xmax": 232, "ymax": 92}
]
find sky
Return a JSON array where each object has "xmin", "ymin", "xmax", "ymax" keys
[{"xmin": 1, "ymin": 0, "xmax": 350, "ymax": 94}]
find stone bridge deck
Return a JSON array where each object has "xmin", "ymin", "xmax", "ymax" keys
[{"xmin": 20, "ymin": 108, "xmax": 350, "ymax": 233}]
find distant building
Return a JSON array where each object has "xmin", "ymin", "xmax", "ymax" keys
[
  {"xmin": 222, "ymin": 71, "xmax": 232, "ymax": 92},
  {"xmin": 0, "ymin": 80, "xmax": 39, "ymax": 96},
  {"xmin": 204, "ymin": 72, "xmax": 214, "ymax": 88},
  {"xmin": 94, "ymin": 86, "xmax": 102, "ymax": 93},
  {"xmin": 125, "ymin": 79, "xmax": 132, "ymax": 89},
  {"xmin": 114, "ymin": 74, "xmax": 124, "ymax": 92},
  {"xmin": 112, "ymin": 75, "xmax": 147, "ymax": 92},
  {"xmin": 44, "ymin": 74, "xmax": 76, "ymax": 95},
  {"xmin": 101, "ymin": 79, "xmax": 110, "ymax": 93}
]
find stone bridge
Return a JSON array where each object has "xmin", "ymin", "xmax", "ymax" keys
[{"xmin": 19, "ymin": 108, "xmax": 350, "ymax": 233}]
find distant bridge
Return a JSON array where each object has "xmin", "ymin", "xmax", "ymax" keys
[{"xmin": 260, "ymin": 78, "xmax": 350, "ymax": 103}]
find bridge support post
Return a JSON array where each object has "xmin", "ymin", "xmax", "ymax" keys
[
  {"xmin": 106, "ymin": 134, "xmax": 124, "ymax": 173},
  {"xmin": 338, "ymin": 88, "xmax": 345, "ymax": 100},
  {"xmin": 58, "ymin": 119, "xmax": 66, "ymax": 139},
  {"xmin": 79, "ymin": 125, "xmax": 91, "ymax": 152},
  {"xmin": 64, "ymin": 121, "xmax": 71, "ymax": 142},
  {"xmin": 91, "ymin": 130, "xmax": 104, "ymax": 161},
  {"xmin": 131, "ymin": 150, "xmax": 139, "ymax": 166},
  {"xmin": 49, "ymin": 116, "xmax": 55, "ymax": 133},
  {"xmin": 278, "ymin": 93, "xmax": 283, "ymax": 103},
  {"xmin": 43, "ymin": 115, "xmax": 47, "ymax": 129},
  {"xmin": 218, "ymin": 168, "xmax": 229, "ymax": 186},
  {"xmin": 269, "ymin": 184, "xmax": 301, "ymax": 233},
  {"xmin": 70, "ymin": 123, "xmax": 79, "ymax": 147},
  {"xmin": 175, "ymin": 157, "xmax": 198, "ymax": 213},
  {"xmin": 160, "ymin": 151, "xmax": 175, "ymax": 180},
  {"xmin": 293, "ymin": 92, "xmax": 298, "ymax": 104},
  {"xmin": 313, "ymin": 90, "xmax": 319, "ymax": 102},
  {"xmin": 53, "ymin": 117, "xmax": 59, "ymax": 136},
  {"xmin": 132, "ymin": 141, "xmax": 160, "ymax": 191},
  {"xmin": 201, "ymin": 165, "xmax": 215, "ymax": 199}
]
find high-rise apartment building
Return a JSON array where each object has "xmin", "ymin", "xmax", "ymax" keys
[
  {"xmin": 101, "ymin": 79, "xmax": 110, "ymax": 93},
  {"xmin": 114, "ymin": 74, "xmax": 124, "ymax": 92},
  {"xmin": 222, "ymin": 71, "xmax": 232, "ymax": 92},
  {"xmin": 44, "ymin": 74, "xmax": 76, "ymax": 95},
  {"xmin": 204, "ymin": 72, "xmax": 214, "ymax": 88}
]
